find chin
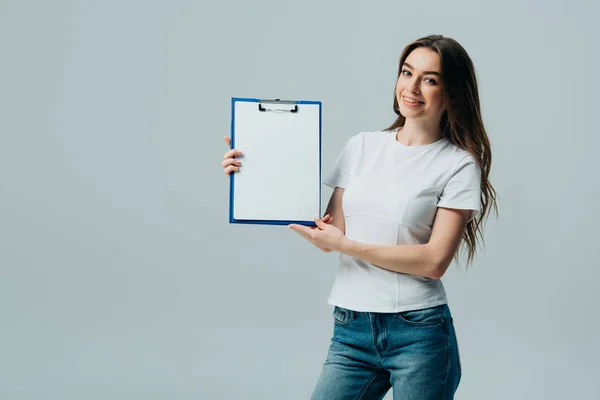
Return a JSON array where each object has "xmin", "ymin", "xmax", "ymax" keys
[{"xmin": 399, "ymin": 106, "xmax": 425, "ymax": 117}]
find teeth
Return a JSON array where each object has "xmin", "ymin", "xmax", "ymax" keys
[{"xmin": 404, "ymin": 97, "xmax": 420, "ymax": 104}]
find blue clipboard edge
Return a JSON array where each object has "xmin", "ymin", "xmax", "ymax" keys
[{"xmin": 229, "ymin": 97, "xmax": 322, "ymax": 227}]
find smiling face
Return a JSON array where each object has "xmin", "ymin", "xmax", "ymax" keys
[{"xmin": 395, "ymin": 47, "xmax": 446, "ymax": 122}]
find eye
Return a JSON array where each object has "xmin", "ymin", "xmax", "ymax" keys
[
  {"xmin": 425, "ymin": 77, "xmax": 438, "ymax": 85},
  {"xmin": 401, "ymin": 69, "xmax": 411, "ymax": 76}
]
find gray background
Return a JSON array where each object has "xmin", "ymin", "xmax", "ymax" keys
[{"xmin": 1, "ymin": 0, "xmax": 598, "ymax": 399}]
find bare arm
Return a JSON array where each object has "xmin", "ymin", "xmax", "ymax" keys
[{"xmin": 340, "ymin": 207, "xmax": 471, "ymax": 279}]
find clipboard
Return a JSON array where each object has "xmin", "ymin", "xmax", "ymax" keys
[{"xmin": 229, "ymin": 97, "xmax": 322, "ymax": 226}]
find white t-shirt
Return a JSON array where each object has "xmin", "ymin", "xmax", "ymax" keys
[{"xmin": 323, "ymin": 130, "xmax": 482, "ymax": 313}]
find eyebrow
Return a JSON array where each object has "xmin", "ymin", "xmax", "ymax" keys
[{"xmin": 403, "ymin": 62, "xmax": 441, "ymax": 76}]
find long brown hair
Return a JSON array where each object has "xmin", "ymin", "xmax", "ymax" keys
[{"xmin": 386, "ymin": 34, "xmax": 498, "ymax": 267}]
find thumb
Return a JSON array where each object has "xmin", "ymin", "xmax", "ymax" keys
[
  {"xmin": 314, "ymin": 216, "xmax": 327, "ymax": 229},
  {"xmin": 224, "ymin": 136, "xmax": 231, "ymax": 147}
]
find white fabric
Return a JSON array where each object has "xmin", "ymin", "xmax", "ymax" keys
[{"xmin": 323, "ymin": 130, "xmax": 482, "ymax": 313}]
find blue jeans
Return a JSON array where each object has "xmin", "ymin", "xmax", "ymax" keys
[{"xmin": 311, "ymin": 304, "xmax": 462, "ymax": 400}]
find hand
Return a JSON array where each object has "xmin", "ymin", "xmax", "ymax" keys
[
  {"xmin": 221, "ymin": 136, "xmax": 243, "ymax": 175},
  {"xmin": 289, "ymin": 215, "xmax": 347, "ymax": 253},
  {"xmin": 310, "ymin": 214, "xmax": 334, "ymax": 252},
  {"xmin": 289, "ymin": 214, "xmax": 335, "ymax": 253}
]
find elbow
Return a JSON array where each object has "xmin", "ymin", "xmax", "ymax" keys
[
  {"xmin": 427, "ymin": 264, "xmax": 446, "ymax": 280},
  {"xmin": 424, "ymin": 248, "xmax": 450, "ymax": 280}
]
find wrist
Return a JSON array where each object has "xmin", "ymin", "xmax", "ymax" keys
[{"xmin": 338, "ymin": 237, "xmax": 356, "ymax": 255}]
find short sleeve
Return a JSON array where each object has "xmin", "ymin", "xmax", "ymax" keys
[
  {"xmin": 323, "ymin": 133, "xmax": 362, "ymax": 189},
  {"xmin": 437, "ymin": 154, "xmax": 482, "ymax": 222}
]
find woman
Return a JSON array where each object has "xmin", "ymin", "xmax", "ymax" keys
[{"xmin": 221, "ymin": 34, "xmax": 497, "ymax": 400}]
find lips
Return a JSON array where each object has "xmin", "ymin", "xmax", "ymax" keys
[{"xmin": 402, "ymin": 96, "xmax": 424, "ymax": 106}]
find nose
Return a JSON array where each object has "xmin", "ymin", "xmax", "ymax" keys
[{"xmin": 409, "ymin": 78, "xmax": 421, "ymax": 94}]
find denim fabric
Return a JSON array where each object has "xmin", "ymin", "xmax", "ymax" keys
[{"xmin": 311, "ymin": 304, "xmax": 461, "ymax": 400}]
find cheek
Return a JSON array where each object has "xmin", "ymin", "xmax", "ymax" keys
[
  {"xmin": 395, "ymin": 82, "xmax": 407, "ymax": 103},
  {"xmin": 426, "ymin": 90, "xmax": 444, "ymax": 109}
]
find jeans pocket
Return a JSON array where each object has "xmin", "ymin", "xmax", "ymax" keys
[
  {"xmin": 451, "ymin": 317, "xmax": 462, "ymax": 372},
  {"xmin": 395, "ymin": 305, "xmax": 445, "ymax": 326},
  {"xmin": 333, "ymin": 306, "xmax": 349, "ymax": 326}
]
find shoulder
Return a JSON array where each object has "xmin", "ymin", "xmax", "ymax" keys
[
  {"xmin": 361, "ymin": 129, "xmax": 393, "ymax": 141},
  {"xmin": 444, "ymin": 152, "xmax": 481, "ymax": 191},
  {"xmin": 440, "ymin": 141, "xmax": 481, "ymax": 172},
  {"xmin": 344, "ymin": 130, "xmax": 392, "ymax": 150}
]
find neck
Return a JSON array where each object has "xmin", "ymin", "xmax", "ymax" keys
[{"xmin": 395, "ymin": 117, "xmax": 443, "ymax": 146}]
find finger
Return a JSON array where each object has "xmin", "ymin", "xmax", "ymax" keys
[
  {"xmin": 223, "ymin": 148, "xmax": 243, "ymax": 160},
  {"xmin": 224, "ymin": 136, "xmax": 231, "ymax": 147},
  {"xmin": 289, "ymin": 224, "xmax": 314, "ymax": 240},
  {"xmin": 314, "ymin": 215, "xmax": 330, "ymax": 225},
  {"xmin": 289, "ymin": 224, "xmax": 310, "ymax": 234},
  {"xmin": 317, "ymin": 214, "xmax": 333, "ymax": 223},
  {"xmin": 224, "ymin": 165, "xmax": 240, "ymax": 175},
  {"xmin": 314, "ymin": 216, "xmax": 328, "ymax": 229},
  {"xmin": 221, "ymin": 157, "xmax": 242, "ymax": 168}
]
